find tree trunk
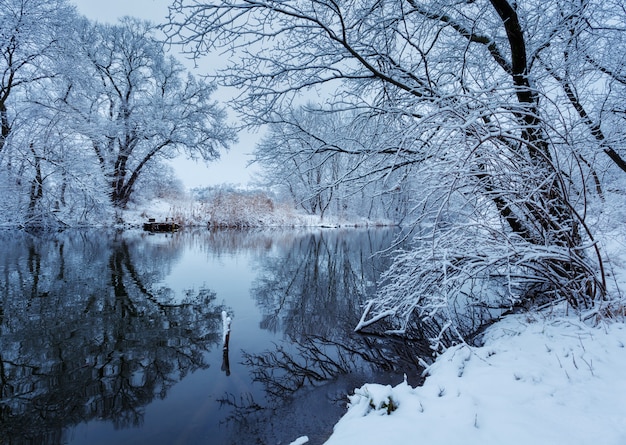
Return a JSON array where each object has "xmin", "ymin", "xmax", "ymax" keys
[
  {"xmin": 0, "ymin": 102, "xmax": 9, "ymax": 152},
  {"xmin": 488, "ymin": 0, "xmax": 601, "ymax": 306},
  {"xmin": 27, "ymin": 145, "xmax": 44, "ymax": 222}
]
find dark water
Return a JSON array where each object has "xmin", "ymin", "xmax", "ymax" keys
[{"xmin": 0, "ymin": 228, "xmax": 422, "ymax": 445}]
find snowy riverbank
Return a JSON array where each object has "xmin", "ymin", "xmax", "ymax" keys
[
  {"xmin": 314, "ymin": 310, "xmax": 626, "ymax": 445},
  {"xmin": 282, "ymin": 202, "xmax": 626, "ymax": 445},
  {"xmin": 121, "ymin": 197, "xmax": 394, "ymax": 229}
]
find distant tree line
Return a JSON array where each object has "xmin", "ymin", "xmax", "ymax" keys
[
  {"xmin": 183, "ymin": 185, "xmax": 314, "ymax": 227},
  {"xmin": 253, "ymin": 106, "xmax": 413, "ymax": 223}
]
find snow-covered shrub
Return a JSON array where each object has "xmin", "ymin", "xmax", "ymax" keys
[
  {"xmin": 356, "ymin": 149, "xmax": 606, "ymax": 354},
  {"xmin": 348, "ymin": 384, "xmax": 399, "ymax": 416},
  {"xmin": 189, "ymin": 185, "xmax": 317, "ymax": 227}
]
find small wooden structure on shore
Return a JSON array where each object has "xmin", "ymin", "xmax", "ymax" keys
[{"xmin": 143, "ymin": 218, "xmax": 180, "ymax": 232}]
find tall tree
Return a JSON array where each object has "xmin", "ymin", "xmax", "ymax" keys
[
  {"xmin": 166, "ymin": 0, "xmax": 619, "ymax": 341},
  {"xmin": 64, "ymin": 17, "xmax": 236, "ymax": 209}
]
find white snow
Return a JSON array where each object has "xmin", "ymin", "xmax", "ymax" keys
[
  {"xmin": 322, "ymin": 310, "xmax": 626, "ymax": 445},
  {"xmin": 222, "ymin": 310, "xmax": 232, "ymax": 347}
]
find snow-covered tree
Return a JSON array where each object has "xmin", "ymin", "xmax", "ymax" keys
[
  {"xmin": 254, "ymin": 105, "xmax": 417, "ymax": 221},
  {"xmin": 0, "ymin": 0, "xmax": 74, "ymax": 152},
  {"xmin": 0, "ymin": 3, "xmax": 236, "ymax": 225},
  {"xmin": 61, "ymin": 17, "xmax": 236, "ymax": 209},
  {"xmin": 166, "ymin": 0, "xmax": 622, "ymax": 343},
  {"xmin": 0, "ymin": 0, "xmax": 93, "ymax": 227},
  {"xmin": 254, "ymin": 107, "xmax": 345, "ymax": 219}
]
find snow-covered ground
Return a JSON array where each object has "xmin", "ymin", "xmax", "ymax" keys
[
  {"xmin": 287, "ymin": 225, "xmax": 626, "ymax": 445},
  {"xmin": 317, "ymin": 312, "xmax": 626, "ymax": 445}
]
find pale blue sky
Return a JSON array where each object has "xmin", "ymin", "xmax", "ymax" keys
[{"xmin": 71, "ymin": 0, "xmax": 170, "ymax": 24}]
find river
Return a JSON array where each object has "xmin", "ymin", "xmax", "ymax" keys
[{"xmin": 0, "ymin": 228, "xmax": 423, "ymax": 445}]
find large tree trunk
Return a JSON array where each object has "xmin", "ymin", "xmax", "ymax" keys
[{"xmin": 488, "ymin": 0, "xmax": 602, "ymax": 307}]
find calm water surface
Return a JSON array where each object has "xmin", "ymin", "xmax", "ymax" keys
[{"xmin": 0, "ymin": 228, "xmax": 421, "ymax": 445}]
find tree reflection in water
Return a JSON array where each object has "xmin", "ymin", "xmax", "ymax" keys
[
  {"xmin": 220, "ymin": 229, "xmax": 428, "ymax": 444},
  {"xmin": 0, "ymin": 230, "xmax": 224, "ymax": 445},
  {"xmin": 0, "ymin": 228, "xmax": 453, "ymax": 445}
]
